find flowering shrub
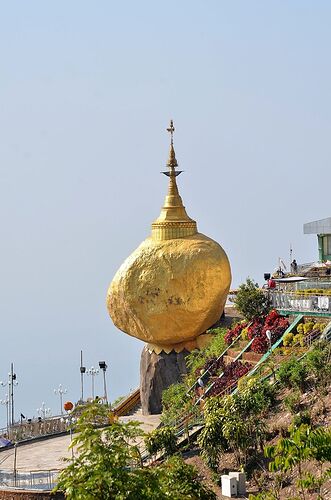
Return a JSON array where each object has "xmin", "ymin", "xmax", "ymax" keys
[
  {"xmin": 247, "ymin": 319, "xmax": 264, "ymax": 340},
  {"xmin": 224, "ymin": 321, "xmax": 248, "ymax": 344},
  {"xmin": 201, "ymin": 357, "xmax": 225, "ymax": 377},
  {"xmin": 248, "ymin": 310, "xmax": 289, "ymax": 354},
  {"xmin": 207, "ymin": 360, "xmax": 252, "ymax": 397},
  {"xmin": 251, "ymin": 336, "xmax": 268, "ymax": 353}
]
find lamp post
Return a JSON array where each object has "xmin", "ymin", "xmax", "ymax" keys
[
  {"xmin": 98, "ymin": 361, "xmax": 108, "ymax": 404},
  {"xmin": 86, "ymin": 367, "xmax": 99, "ymax": 400},
  {"xmin": 9, "ymin": 363, "xmax": 18, "ymax": 426},
  {"xmin": 80, "ymin": 350, "xmax": 86, "ymax": 402},
  {"xmin": 1, "ymin": 363, "xmax": 18, "ymax": 427},
  {"xmin": 54, "ymin": 384, "xmax": 67, "ymax": 415},
  {"xmin": 37, "ymin": 402, "xmax": 51, "ymax": 420},
  {"xmin": 0, "ymin": 394, "xmax": 10, "ymax": 435}
]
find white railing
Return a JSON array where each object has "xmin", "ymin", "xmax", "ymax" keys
[
  {"xmin": 0, "ymin": 468, "xmax": 60, "ymax": 490},
  {"xmin": 269, "ymin": 291, "xmax": 331, "ymax": 314},
  {"xmin": 0, "ymin": 415, "xmax": 70, "ymax": 443}
]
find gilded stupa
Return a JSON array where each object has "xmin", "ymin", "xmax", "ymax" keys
[{"xmin": 107, "ymin": 121, "xmax": 231, "ymax": 354}]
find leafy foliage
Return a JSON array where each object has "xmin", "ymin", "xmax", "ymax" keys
[
  {"xmin": 305, "ymin": 342, "xmax": 331, "ymax": 389},
  {"xmin": 161, "ymin": 382, "xmax": 190, "ymax": 426},
  {"xmin": 248, "ymin": 310, "xmax": 289, "ymax": 354},
  {"xmin": 284, "ymin": 391, "xmax": 301, "ymax": 414},
  {"xmin": 145, "ymin": 426, "xmax": 177, "ymax": 457},
  {"xmin": 206, "ymin": 360, "xmax": 252, "ymax": 398},
  {"xmin": 54, "ymin": 402, "xmax": 216, "ymax": 500},
  {"xmin": 198, "ymin": 379, "xmax": 275, "ymax": 470},
  {"xmin": 277, "ymin": 357, "xmax": 308, "ymax": 393},
  {"xmin": 234, "ymin": 278, "xmax": 271, "ymax": 321},
  {"xmin": 265, "ymin": 424, "xmax": 331, "ymax": 500},
  {"xmin": 156, "ymin": 455, "xmax": 216, "ymax": 500},
  {"xmin": 224, "ymin": 321, "xmax": 248, "ymax": 344}
]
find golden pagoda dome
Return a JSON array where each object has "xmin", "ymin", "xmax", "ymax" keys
[{"xmin": 107, "ymin": 121, "xmax": 231, "ymax": 353}]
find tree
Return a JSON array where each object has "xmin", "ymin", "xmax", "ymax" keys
[
  {"xmin": 264, "ymin": 424, "xmax": 331, "ymax": 500},
  {"xmin": 198, "ymin": 379, "xmax": 274, "ymax": 470},
  {"xmin": 54, "ymin": 402, "xmax": 215, "ymax": 500},
  {"xmin": 145, "ymin": 426, "xmax": 177, "ymax": 458},
  {"xmin": 234, "ymin": 278, "xmax": 271, "ymax": 321}
]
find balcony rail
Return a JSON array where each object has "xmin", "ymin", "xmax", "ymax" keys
[
  {"xmin": 269, "ymin": 291, "xmax": 331, "ymax": 314},
  {"xmin": 0, "ymin": 468, "xmax": 60, "ymax": 490},
  {"xmin": 0, "ymin": 415, "xmax": 71, "ymax": 443}
]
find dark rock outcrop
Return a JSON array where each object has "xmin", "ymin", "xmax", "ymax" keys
[{"xmin": 140, "ymin": 347, "xmax": 189, "ymax": 414}]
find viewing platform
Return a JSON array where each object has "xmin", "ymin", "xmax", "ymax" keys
[{"xmin": 269, "ymin": 290, "xmax": 331, "ymax": 317}]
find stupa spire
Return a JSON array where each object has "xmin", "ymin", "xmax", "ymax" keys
[
  {"xmin": 166, "ymin": 120, "xmax": 178, "ymax": 169},
  {"xmin": 151, "ymin": 121, "xmax": 197, "ymax": 241}
]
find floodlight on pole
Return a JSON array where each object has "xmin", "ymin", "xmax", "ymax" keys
[
  {"xmin": 98, "ymin": 361, "xmax": 108, "ymax": 404},
  {"xmin": 80, "ymin": 350, "xmax": 86, "ymax": 402}
]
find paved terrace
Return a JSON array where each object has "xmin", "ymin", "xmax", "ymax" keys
[{"xmin": 0, "ymin": 411, "xmax": 160, "ymax": 472}]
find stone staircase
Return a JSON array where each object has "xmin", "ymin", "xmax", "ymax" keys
[{"xmin": 224, "ymin": 340, "xmax": 262, "ymax": 366}]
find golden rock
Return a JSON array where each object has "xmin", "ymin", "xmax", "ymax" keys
[{"xmin": 107, "ymin": 122, "xmax": 231, "ymax": 352}]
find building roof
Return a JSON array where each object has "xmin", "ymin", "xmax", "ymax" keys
[{"xmin": 304, "ymin": 217, "xmax": 331, "ymax": 235}]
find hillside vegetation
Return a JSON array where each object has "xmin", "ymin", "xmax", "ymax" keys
[{"xmin": 159, "ymin": 281, "xmax": 331, "ymax": 499}]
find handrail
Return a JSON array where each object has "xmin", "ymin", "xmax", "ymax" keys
[
  {"xmin": 113, "ymin": 389, "xmax": 140, "ymax": 417},
  {"xmin": 187, "ymin": 322, "xmax": 250, "ymax": 396},
  {"xmin": 245, "ymin": 314, "xmax": 304, "ymax": 380},
  {"xmin": 199, "ymin": 338, "xmax": 254, "ymax": 402}
]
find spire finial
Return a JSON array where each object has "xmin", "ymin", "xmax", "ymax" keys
[
  {"xmin": 166, "ymin": 119, "xmax": 175, "ymax": 146},
  {"xmin": 166, "ymin": 120, "xmax": 178, "ymax": 169}
]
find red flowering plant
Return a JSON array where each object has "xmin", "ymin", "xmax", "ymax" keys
[
  {"xmin": 249, "ymin": 310, "xmax": 289, "ymax": 354},
  {"xmin": 247, "ymin": 318, "xmax": 264, "ymax": 340},
  {"xmin": 207, "ymin": 360, "xmax": 252, "ymax": 398},
  {"xmin": 224, "ymin": 321, "xmax": 248, "ymax": 345},
  {"xmin": 251, "ymin": 336, "xmax": 268, "ymax": 354},
  {"xmin": 261, "ymin": 310, "xmax": 289, "ymax": 345},
  {"xmin": 202, "ymin": 356, "xmax": 225, "ymax": 377}
]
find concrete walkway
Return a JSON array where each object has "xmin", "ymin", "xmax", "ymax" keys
[{"xmin": 0, "ymin": 413, "xmax": 161, "ymax": 472}]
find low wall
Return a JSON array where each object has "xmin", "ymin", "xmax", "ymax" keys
[{"xmin": 0, "ymin": 490, "xmax": 64, "ymax": 500}]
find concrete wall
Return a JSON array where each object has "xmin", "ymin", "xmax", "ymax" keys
[{"xmin": 0, "ymin": 490, "xmax": 64, "ymax": 500}]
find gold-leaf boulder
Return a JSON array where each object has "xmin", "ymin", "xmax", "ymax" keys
[{"xmin": 107, "ymin": 233, "xmax": 231, "ymax": 350}]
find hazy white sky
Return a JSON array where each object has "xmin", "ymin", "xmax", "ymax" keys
[{"xmin": 0, "ymin": 1, "xmax": 330, "ymax": 424}]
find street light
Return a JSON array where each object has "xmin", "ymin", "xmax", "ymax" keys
[
  {"xmin": 0, "ymin": 394, "xmax": 10, "ymax": 435},
  {"xmin": 80, "ymin": 350, "xmax": 86, "ymax": 402},
  {"xmin": 98, "ymin": 361, "xmax": 108, "ymax": 404},
  {"xmin": 37, "ymin": 402, "xmax": 51, "ymax": 420},
  {"xmin": 1, "ymin": 363, "xmax": 18, "ymax": 426},
  {"xmin": 54, "ymin": 384, "xmax": 67, "ymax": 415},
  {"xmin": 86, "ymin": 367, "xmax": 99, "ymax": 400}
]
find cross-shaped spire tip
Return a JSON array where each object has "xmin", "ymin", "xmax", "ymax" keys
[{"xmin": 166, "ymin": 120, "xmax": 175, "ymax": 145}]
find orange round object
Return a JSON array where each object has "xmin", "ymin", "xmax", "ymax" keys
[{"xmin": 64, "ymin": 401, "xmax": 74, "ymax": 411}]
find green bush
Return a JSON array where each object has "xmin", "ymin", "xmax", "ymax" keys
[
  {"xmin": 284, "ymin": 391, "xmax": 301, "ymax": 414},
  {"xmin": 186, "ymin": 328, "xmax": 227, "ymax": 376},
  {"xmin": 161, "ymin": 383, "xmax": 190, "ymax": 426},
  {"xmin": 145, "ymin": 426, "xmax": 177, "ymax": 457},
  {"xmin": 291, "ymin": 411, "xmax": 311, "ymax": 430},
  {"xmin": 54, "ymin": 402, "xmax": 216, "ymax": 500},
  {"xmin": 305, "ymin": 343, "xmax": 331, "ymax": 389},
  {"xmin": 283, "ymin": 332, "xmax": 293, "ymax": 347},
  {"xmin": 234, "ymin": 278, "xmax": 271, "ymax": 321},
  {"xmin": 204, "ymin": 328, "xmax": 227, "ymax": 358},
  {"xmin": 198, "ymin": 379, "xmax": 273, "ymax": 470},
  {"xmin": 277, "ymin": 358, "xmax": 308, "ymax": 393}
]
